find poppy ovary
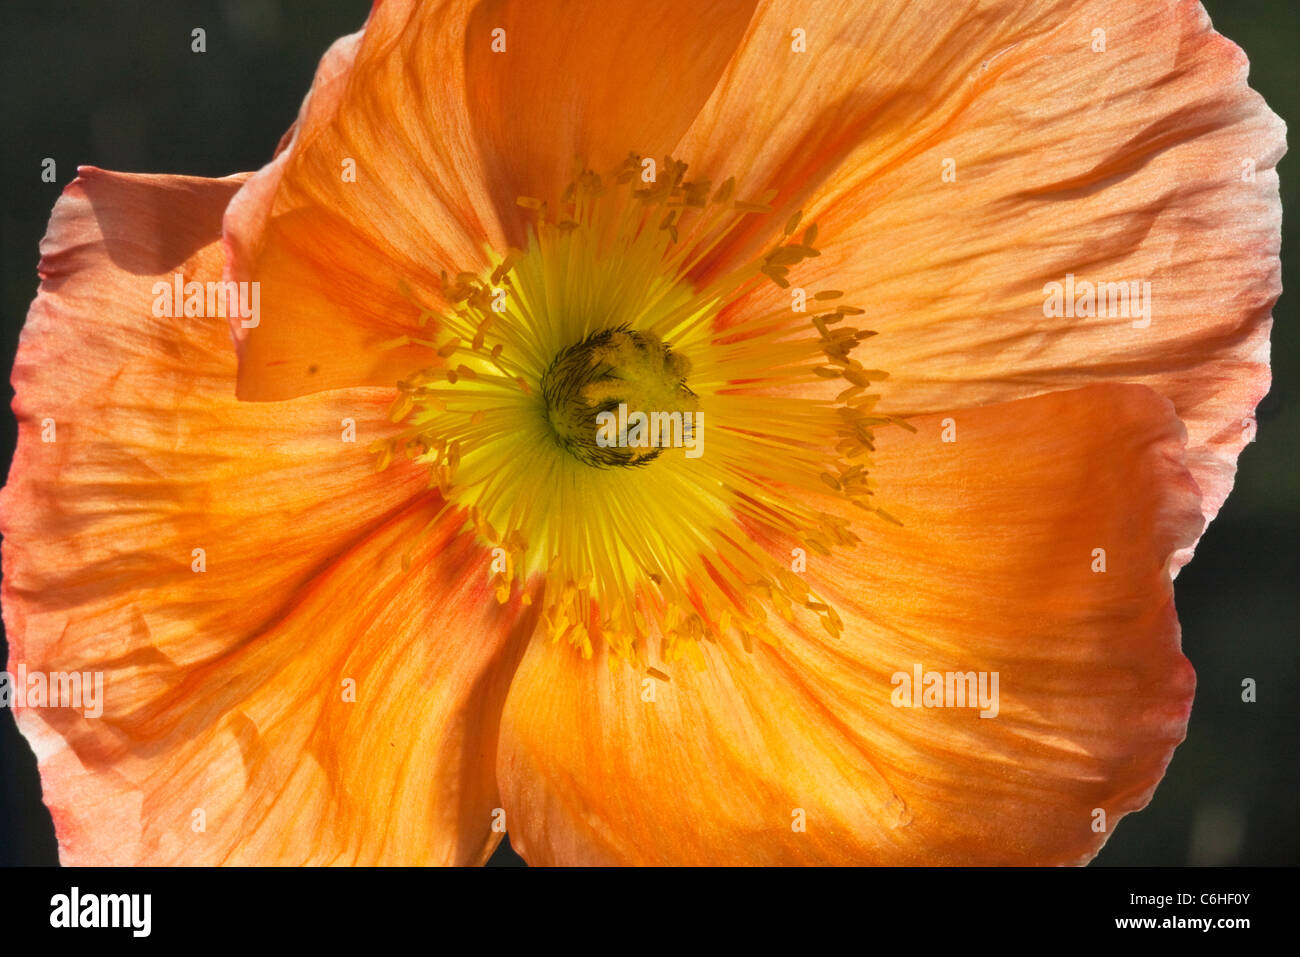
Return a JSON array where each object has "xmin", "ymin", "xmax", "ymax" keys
[{"xmin": 540, "ymin": 327, "xmax": 698, "ymax": 468}]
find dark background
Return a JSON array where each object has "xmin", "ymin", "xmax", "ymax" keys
[{"xmin": 0, "ymin": 0, "xmax": 1294, "ymax": 867}]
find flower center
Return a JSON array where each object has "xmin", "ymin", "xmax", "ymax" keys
[
  {"xmin": 373, "ymin": 153, "xmax": 908, "ymax": 664},
  {"xmin": 541, "ymin": 328, "xmax": 698, "ymax": 467}
]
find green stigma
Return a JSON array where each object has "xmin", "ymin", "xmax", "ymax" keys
[{"xmin": 540, "ymin": 328, "xmax": 698, "ymax": 467}]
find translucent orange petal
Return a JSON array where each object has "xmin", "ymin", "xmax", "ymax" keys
[
  {"xmin": 225, "ymin": 0, "xmax": 757, "ymax": 402},
  {"xmin": 676, "ymin": 0, "xmax": 1081, "ymax": 274},
  {"xmin": 463, "ymin": 0, "xmax": 757, "ymax": 233},
  {"xmin": 1, "ymin": 168, "xmax": 532, "ymax": 863},
  {"xmin": 224, "ymin": 0, "xmax": 508, "ymax": 401},
  {"xmin": 496, "ymin": 385, "xmax": 1202, "ymax": 864},
  {"xmin": 695, "ymin": 0, "xmax": 1283, "ymax": 569}
]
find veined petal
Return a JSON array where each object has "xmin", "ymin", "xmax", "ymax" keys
[
  {"xmin": 495, "ymin": 385, "xmax": 1202, "ymax": 865},
  {"xmin": 1, "ymin": 168, "xmax": 531, "ymax": 864},
  {"xmin": 463, "ymin": 0, "xmax": 757, "ymax": 231},
  {"xmin": 676, "ymin": 0, "xmax": 1080, "ymax": 274},
  {"xmin": 16, "ymin": 501, "xmax": 537, "ymax": 865},
  {"xmin": 226, "ymin": 0, "xmax": 757, "ymax": 402},
  {"xmin": 695, "ymin": 0, "xmax": 1283, "ymax": 568},
  {"xmin": 224, "ymin": 0, "xmax": 507, "ymax": 402}
]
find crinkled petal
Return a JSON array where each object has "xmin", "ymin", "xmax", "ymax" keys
[
  {"xmin": 496, "ymin": 385, "xmax": 1202, "ymax": 865},
  {"xmin": 692, "ymin": 0, "xmax": 1282, "ymax": 569},
  {"xmin": 1, "ymin": 168, "xmax": 533, "ymax": 864},
  {"xmin": 225, "ymin": 0, "xmax": 756, "ymax": 401}
]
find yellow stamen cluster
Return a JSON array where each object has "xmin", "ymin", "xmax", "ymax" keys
[{"xmin": 371, "ymin": 153, "xmax": 910, "ymax": 665}]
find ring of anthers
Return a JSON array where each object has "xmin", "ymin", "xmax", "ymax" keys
[{"xmin": 371, "ymin": 153, "xmax": 911, "ymax": 666}]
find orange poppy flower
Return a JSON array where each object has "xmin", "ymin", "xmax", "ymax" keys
[{"xmin": 1, "ymin": 0, "xmax": 1283, "ymax": 865}]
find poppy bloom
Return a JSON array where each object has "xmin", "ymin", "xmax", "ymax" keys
[{"xmin": 0, "ymin": 0, "xmax": 1283, "ymax": 865}]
